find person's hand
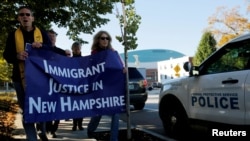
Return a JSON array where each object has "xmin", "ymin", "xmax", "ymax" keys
[
  {"xmin": 17, "ymin": 51, "xmax": 28, "ymax": 60},
  {"xmin": 123, "ymin": 67, "xmax": 127, "ymax": 73},
  {"xmin": 32, "ymin": 42, "xmax": 42, "ymax": 48}
]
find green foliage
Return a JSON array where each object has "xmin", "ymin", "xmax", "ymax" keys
[
  {"xmin": 0, "ymin": 0, "xmax": 141, "ymax": 48},
  {"xmin": 0, "ymin": 0, "xmax": 119, "ymax": 47},
  {"xmin": 115, "ymin": 2, "xmax": 141, "ymax": 50},
  {"xmin": 0, "ymin": 51, "xmax": 12, "ymax": 82},
  {"xmin": 193, "ymin": 32, "xmax": 217, "ymax": 66},
  {"xmin": 0, "ymin": 0, "xmax": 141, "ymax": 85},
  {"xmin": 0, "ymin": 0, "xmax": 141, "ymax": 82}
]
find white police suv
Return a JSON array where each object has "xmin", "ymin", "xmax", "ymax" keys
[{"xmin": 159, "ymin": 33, "xmax": 250, "ymax": 138}]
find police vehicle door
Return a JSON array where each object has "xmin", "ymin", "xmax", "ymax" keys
[
  {"xmin": 245, "ymin": 71, "xmax": 250, "ymax": 125},
  {"xmin": 189, "ymin": 42, "xmax": 250, "ymax": 125}
]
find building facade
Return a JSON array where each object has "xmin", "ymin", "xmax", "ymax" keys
[
  {"xmin": 119, "ymin": 49, "xmax": 188, "ymax": 85},
  {"xmin": 157, "ymin": 56, "xmax": 192, "ymax": 83}
]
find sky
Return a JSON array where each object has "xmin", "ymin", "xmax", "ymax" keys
[{"xmin": 53, "ymin": 0, "xmax": 249, "ymax": 56}]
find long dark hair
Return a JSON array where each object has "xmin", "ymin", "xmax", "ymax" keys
[{"xmin": 91, "ymin": 30, "xmax": 113, "ymax": 51}]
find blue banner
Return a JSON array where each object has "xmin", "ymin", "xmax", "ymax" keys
[{"xmin": 24, "ymin": 44, "xmax": 126, "ymax": 123}]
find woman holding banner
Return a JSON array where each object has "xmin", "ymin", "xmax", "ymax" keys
[{"xmin": 87, "ymin": 30, "xmax": 126, "ymax": 141}]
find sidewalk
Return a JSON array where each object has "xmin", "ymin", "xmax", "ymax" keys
[{"xmin": 12, "ymin": 113, "xmax": 128, "ymax": 141}]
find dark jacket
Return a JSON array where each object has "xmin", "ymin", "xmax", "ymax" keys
[
  {"xmin": 72, "ymin": 53, "xmax": 82, "ymax": 57},
  {"xmin": 91, "ymin": 48, "xmax": 108, "ymax": 55},
  {"xmin": 52, "ymin": 46, "xmax": 66, "ymax": 56},
  {"xmin": 3, "ymin": 27, "xmax": 51, "ymax": 83}
]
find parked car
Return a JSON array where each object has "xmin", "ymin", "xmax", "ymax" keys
[
  {"xmin": 159, "ymin": 33, "xmax": 250, "ymax": 139},
  {"xmin": 128, "ymin": 67, "xmax": 148, "ymax": 110}
]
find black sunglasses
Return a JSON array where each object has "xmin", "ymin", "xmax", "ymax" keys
[
  {"xmin": 100, "ymin": 37, "xmax": 110, "ymax": 41},
  {"xmin": 19, "ymin": 13, "xmax": 31, "ymax": 17}
]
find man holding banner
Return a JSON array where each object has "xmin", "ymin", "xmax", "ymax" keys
[
  {"xmin": 44, "ymin": 29, "xmax": 68, "ymax": 138},
  {"xmin": 4, "ymin": 6, "xmax": 126, "ymax": 141},
  {"xmin": 3, "ymin": 6, "xmax": 50, "ymax": 141}
]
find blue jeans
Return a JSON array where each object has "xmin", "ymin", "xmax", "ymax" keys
[
  {"xmin": 14, "ymin": 82, "xmax": 38, "ymax": 141},
  {"xmin": 87, "ymin": 114, "xmax": 119, "ymax": 141}
]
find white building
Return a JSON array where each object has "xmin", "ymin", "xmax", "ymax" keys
[
  {"xmin": 119, "ymin": 49, "xmax": 185, "ymax": 69},
  {"xmin": 119, "ymin": 49, "xmax": 192, "ymax": 84},
  {"xmin": 157, "ymin": 56, "xmax": 192, "ymax": 83}
]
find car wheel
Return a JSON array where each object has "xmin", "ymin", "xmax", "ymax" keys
[
  {"xmin": 161, "ymin": 101, "xmax": 189, "ymax": 139},
  {"xmin": 133, "ymin": 103, "xmax": 145, "ymax": 110}
]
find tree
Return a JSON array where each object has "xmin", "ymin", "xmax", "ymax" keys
[
  {"xmin": 114, "ymin": 0, "xmax": 141, "ymax": 139},
  {"xmin": 0, "ymin": 0, "xmax": 121, "ymax": 50},
  {"xmin": 115, "ymin": 1, "xmax": 141, "ymax": 51},
  {"xmin": 192, "ymin": 32, "xmax": 216, "ymax": 66},
  {"xmin": 207, "ymin": 2, "xmax": 250, "ymax": 47},
  {"xmin": 0, "ymin": 0, "xmax": 113, "ymax": 82},
  {"xmin": 0, "ymin": 0, "xmax": 141, "ymax": 85}
]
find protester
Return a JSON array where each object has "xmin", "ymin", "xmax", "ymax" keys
[
  {"xmin": 71, "ymin": 41, "xmax": 84, "ymax": 131},
  {"xmin": 47, "ymin": 29, "xmax": 69, "ymax": 56},
  {"xmin": 87, "ymin": 30, "xmax": 126, "ymax": 141},
  {"xmin": 45, "ymin": 29, "xmax": 68, "ymax": 138},
  {"xmin": 3, "ymin": 6, "xmax": 50, "ymax": 141}
]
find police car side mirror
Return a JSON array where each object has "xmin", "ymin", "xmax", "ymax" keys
[{"xmin": 183, "ymin": 62, "xmax": 192, "ymax": 72}]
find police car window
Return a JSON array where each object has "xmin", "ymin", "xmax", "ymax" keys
[{"xmin": 204, "ymin": 42, "xmax": 250, "ymax": 74}]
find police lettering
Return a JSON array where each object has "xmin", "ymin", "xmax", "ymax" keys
[{"xmin": 191, "ymin": 96, "xmax": 239, "ymax": 109}]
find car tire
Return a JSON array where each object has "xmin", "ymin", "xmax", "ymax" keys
[
  {"xmin": 133, "ymin": 103, "xmax": 145, "ymax": 110},
  {"xmin": 161, "ymin": 101, "xmax": 189, "ymax": 139}
]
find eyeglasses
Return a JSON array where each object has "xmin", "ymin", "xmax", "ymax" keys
[
  {"xmin": 18, "ymin": 13, "xmax": 31, "ymax": 17},
  {"xmin": 100, "ymin": 37, "xmax": 110, "ymax": 41}
]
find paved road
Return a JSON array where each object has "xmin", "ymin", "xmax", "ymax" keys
[{"xmin": 119, "ymin": 88, "xmax": 177, "ymax": 141}]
